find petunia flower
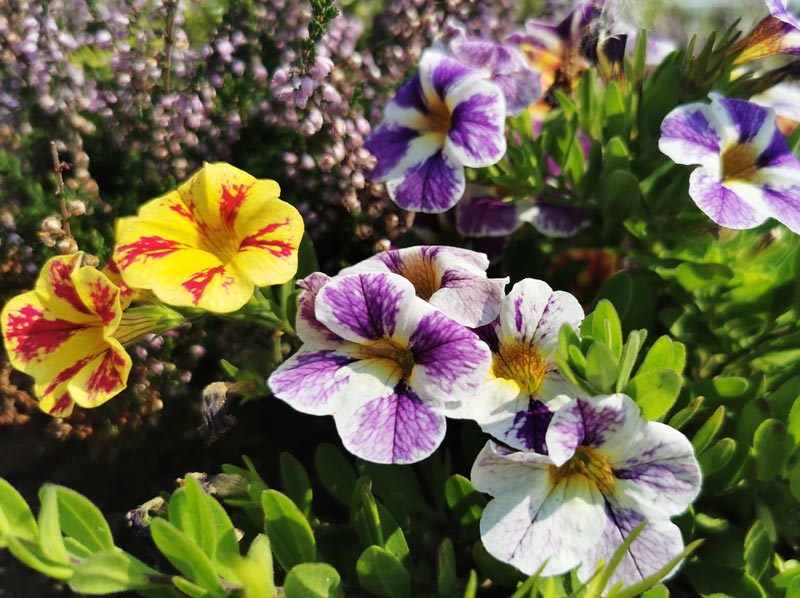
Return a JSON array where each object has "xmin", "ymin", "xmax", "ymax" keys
[
  {"xmin": 445, "ymin": 32, "xmax": 542, "ymax": 116},
  {"xmin": 364, "ymin": 48, "xmax": 507, "ymax": 213},
  {"xmin": 469, "ymin": 279, "xmax": 584, "ymax": 453},
  {"xmin": 268, "ymin": 272, "xmax": 491, "ymax": 464},
  {"xmin": 659, "ymin": 94, "xmax": 800, "ymax": 233},
  {"xmin": 113, "ymin": 162, "xmax": 304, "ymax": 313},
  {"xmin": 472, "ymin": 393, "xmax": 701, "ymax": 589},
  {"xmin": 731, "ymin": 0, "xmax": 800, "ymax": 65},
  {"xmin": 1, "ymin": 253, "xmax": 183, "ymax": 416},
  {"xmin": 336, "ymin": 245, "xmax": 507, "ymax": 328}
]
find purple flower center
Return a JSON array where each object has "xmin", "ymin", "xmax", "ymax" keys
[
  {"xmin": 549, "ymin": 446, "xmax": 615, "ymax": 495},
  {"xmin": 722, "ymin": 144, "xmax": 759, "ymax": 182}
]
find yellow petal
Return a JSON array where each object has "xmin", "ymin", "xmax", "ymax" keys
[
  {"xmin": 232, "ymin": 196, "xmax": 304, "ymax": 287},
  {"xmin": 101, "ymin": 256, "xmax": 139, "ymax": 310},
  {"xmin": 38, "ymin": 392, "xmax": 75, "ymax": 417},
  {"xmin": 72, "ymin": 266, "xmax": 122, "ymax": 333},
  {"xmin": 67, "ymin": 339, "xmax": 132, "ymax": 408},
  {"xmin": 34, "ymin": 254, "xmax": 98, "ymax": 325}
]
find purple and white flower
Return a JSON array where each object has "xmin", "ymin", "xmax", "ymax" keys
[
  {"xmin": 337, "ymin": 246, "xmax": 507, "ymax": 328},
  {"xmin": 268, "ymin": 272, "xmax": 491, "ymax": 464},
  {"xmin": 469, "ymin": 279, "xmax": 584, "ymax": 453},
  {"xmin": 457, "ymin": 194, "xmax": 588, "ymax": 239},
  {"xmin": 659, "ymin": 94, "xmax": 800, "ymax": 233},
  {"xmin": 364, "ymin": 49, "xmax": 507, "ymax": 213},
  {"xmin": 472, "ymin": 394, "xmax": 701, "ymax": 588},
  {"xmin": 732, "ymin": 0, "xmax": 800, "ymax": 64},
  {"xmin": 445, "ymin": 33, "xmax": 542, "ymax": 116}
]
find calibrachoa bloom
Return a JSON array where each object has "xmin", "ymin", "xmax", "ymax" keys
[
  {"xmin": 659, "ymin": 95, "xmax": 800, "ymax": 233},
  {"xmin": 337, "ymin": 246, "xmax": 507, "ymax": 328},
  {"xmin": 472, "ymin": 394, "xmax": 701, "ymax": 588},
  {"xmin": 470, "ymin": 279, "xmax": 584, "ymax": 453},
  {"xmin": 113, "ymin": 162, "xmax": 304, "ymax": 313},
  {"xmin": 1, "ymin": 253, "xmax": 181, "ymax": 417},
  {"xmin": 732, "ymin": 0, "xmax": 800, "ymax": 65},
  {"xmin": 268, "ymin": 272, "xmax": 491, "ymax": 464},
  {"xmin": 364, "ymin": 48, "xmax": 507, "ymax": 213}
]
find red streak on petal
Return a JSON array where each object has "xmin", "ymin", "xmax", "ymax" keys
[
  {"xmin": 42, "ymin": 356, "xmax": 92, "ymax": 396},
  {"xmin": 239, "ymin": 219, "xmax": 295, "ymax": 257},
  {"xmin": 49, "ymin": 393, "xmax": 74, "ymax": 416},
  {"xmin": 169, "ymin": 202, "xmax": 196, "ymax": 223},
  {"xmin": 89, "ymin": 280, "xmax": 117, "ymax": 326},
  {"xmin": 219, "ymin": 183, "xmax": 253, "ymax": 228},
  {"xmin": 181, "ymin": 265, "xmax": 229, "ymax": 305},
  {"xmin": 5, "ymin": 304, "xmax": 84, "ymax": 363},
  {"xmin": 86, "ymin": 349, "xmax": 128, "ymax": 397},
  {"xmin": 116, "ymin": 236, "xmax": 188, "ymax": 269},
  {"xmin": 49, "ymin": 259, "xmax": 91, "ymax": 314}
]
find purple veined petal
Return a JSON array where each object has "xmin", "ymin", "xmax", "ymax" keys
[
  {"xmin": 712, "ymin": 95, "xmax": 774, "ymax": 147},
  {"xmin": 430, "ymin": 273, "xmax": 507, "ymax": 328},
  {"xmin": 315, "ymin": 272, "xmax": 415, "ymax": 343},
  {"xmin": 445, "ymin": 78, "xmax": 508, "ymax": 168},
  {"xmin": 689, "ymin": 169, "xmax": 770, "ymax": 230},
  {"xmin": 493, "ymin": 70, "xmax": 542, "ymax": 116},
  {"xmin": 408, "ymin": 308, "xmax": 491, "ymax": 404},
  {"xmin": 393, "ymin": 71, "xmax": 428, "ymax": 113},
  {"xmin": 659, "ymin": 103, "xmax": 722, "ymax": 169},
  {"xmin": 386, "ymin": 148, "xmax": 466, "ymax": 213},
  {"xmin": 507, "ymin": 19, "xmax": 564, "ymax": 53},
  {"xmin": 474, "ymin": 442, "xmax": 608, "ymax": 577},
  {"xmin": 517, "ymin": 201, "xmax": 588, "ymax": 238},
  {"xmin": 418, "ymin": 48, "xmax": 480, "ymax": 102},
  {"xmin": 268, "ymin": 347, "xmax": 358, "ymax": 415},
  {"xmin": 546, "ymin": 394, "xmax": 645, "ymax": 468},
  {"xmin": 471, "ymin": 440, "xmax": 551, "ymax": 496},
  {"xmin": 756, "ymin": 127, "xmax": 798, "ymax": 171},
  {"xmin": 611, "ymin": 420, "xmax": 701, "ymax": 520},
  {"xmin": 456, "ymin": 195, "xmax": 520, "ymax": 237},
  {"xmin": 760, "ymin": 181, "xmax": 800, "ymax": 234},
  {"xmin": 475, "ymin": 318, "xmax": 501, "ymax": 353},
  {"xmin": 449, "ymin": 37, "xmax": 525, "ymax": 73},
  {"xmin": 752, "ymin": 82, "xmax": 800, "ymax": 123},
  {"xmin": 335, "ymin": 382, "xmax": 446, "ymax": 464},
  {"xmin": 499, "ymin": 278, "xmax": 584, "ymax": 358},
  {"xmin": 364, "ymin": 124, "xmax": 422, "ymax": 180},
  {"xmin": 577, "ymin": 504, "xmax": 687, "ymax": 588},
  {"xmin": 295, "ymin": 272, "xmax": 342, "ymax": 345},
  {"xmin": 767, "ymin": 0, "xmax": 800, "ymax": 29}
]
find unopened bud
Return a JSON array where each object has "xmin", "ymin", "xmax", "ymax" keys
[
  {"xmin": 68, "ymin": 199, "xmax": 87, "ymax": 216},
  {"xmin": 57, "ymin": 237, "xmax": 78, "ymax": 254},
  {"xmin": 41, "ymin": 216, "xmax": 62, "ymax": 233}
]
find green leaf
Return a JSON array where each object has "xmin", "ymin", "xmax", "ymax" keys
[
  {"xmin": 639, "ymin": 336, "xmax": 684, "ymax": 375},
  {"xmin": 5, "ymin": 535, "xmax": 74, "ymax": 580},
  {"xmin": 463, "ymin": 570, "xmax": 478, "ymax": 598},
  {"xmin": 284, "ymin": 563, "xmax": 344, "ymax": 598},
  {"xmin": 437, "ymin": 538, "xmax": 458, "ymax": 597},
  {"xmin": 280, "ymin": 452, "xmax": 314, "ymax": 519},
  {"xmin": 610, "ymin": 539, "xmax": 703, "ymax": 598},
  {"xmin": 444, "ymin": 474, "xmax": 486, "ymax": 527},
  {"xmin": 352, "ymin": 476, "xmax": 384, "ymax": 549},
  {"xmin": 586, "ymin": 342, "xmax": 620, "ymax": 393},
  {"xmin": 672, "ymin": 261, "xmax": 733, "ymax": 291},
  {"xmin": 593, "ymin": 272, "xmax": 655, "ymax": 332},
  {"xmin": 172, "ymin": 575, "xmax": 211, "ymax": 598},
  {"xmin": 591, "ymin": 300, "xmax": 623, "ymax": 359},
  {"xmin": 314, "ymin": 443, "xmax": 357, "ymax": 505},
  {"xmin": 296, "ymin": 232, "xmax": 320, "ymax": 279},
  {"xmin": 753, "ymin": 419, "xmax": 791, "ymax": 481},
  {"xmin": 37, "ymin": 485, "xmax": 69, "ymax": 564},
  {"xmin": 0, "ymin": 478, "xmax": 38, "ymax": 545},
  {"xmin": 54, "ymin": 486, "xmax": 114, "ymax": 554},
  {"xmin": 472, "ymin": 541, "xmax": 524, "ymax": 586},
  {"xmin": 600, "ymin": 170, "xmax": 642, "ymax": 225},
  {"xmin": 692, "ymin": 406, "xmax": 726, "ymax": 454},
  {"xmin": 788, "ymin": 397, "xmax": 800, "ymax": 443},
  {"xmin": 668, "ymin": 397, "xmax": 704, "ymax": 430},
  {"xmin": 169, "ymin": 477, "xmax": 217, "ymax": 560},
  {"xmin": 744, "ymin": 520, "xmax": 773, "ymax": 581},
  {"xmin": 615, "ymin": 329, "xmax": 644, "ymax": 393},
  {"xmin": 376, "ymin": 502, "xmax": 409, "ymax": 563},
  {"xmin": 68, "ymin": 551, "xmax": 158, "ymax": 594},
  {"xmin": 235, "ymin": 534, "xmax": 277, "ymax": 598},
  {"xmin": 149, "ymin": 518, "xmax": 225, "ymax": 596},
  {"xmin": 207, "ymin": 498, "xmax": 240, "ymax": 580},
  {"xmin": 356, "ymin": 545, "xmax": 410, "ymax": 598},
  {"xmin": 625, "ymin": 368, "xmax": 683, "ymax": 420},
  {"xmin": 789, "ymin": 458, "xmax": 800, "ymax": 502},
  {"xmin": 261, "ymin": 489, "xmax": 316, "ymax": 570},
  {"xmin": 698, "ymin": 438, "xmax": 736, "ymax": 476},
  {"xmin": 559, "ymin": 322, "xmax": 582, "ymax": 360},
  {"xmin": 640, "ymin": 585, "xmax": 669, "ymax": 598}
]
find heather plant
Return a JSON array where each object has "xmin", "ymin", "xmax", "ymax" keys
[{"xmin": 2, "ymin": 1, "xmax": 800, "ymax": 597}]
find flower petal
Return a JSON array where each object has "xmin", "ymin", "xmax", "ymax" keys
[
  {"xmin": 72, "ymin": 267, "xmax": 122, "ymax": 331},
  {"xmin": 419, "ymin": 49, "xmax": 479, "ymax": 100},
  {"xmin": 473, "ymin": 442, "xmax": 607, "ymax": 576},
  {"xmin": 335, "ymin": 383, "xmax": 446, "ymax": 464},
  {"xmin": 268, "ymin": 347, "xmax": 361, "ymax": 415},
  {"xmin": 386, "ymin": 148, "xmax": 466, "ymax": 213},
  {"xmin": 456, "ymin": 195, "xmax": 520, "ymax": 237},
  {"xmin": 689, "ymin": 169, "xmax": 770, "ymax": 230},
  {"xmin": 67, "ymin": 340, "xmax": 132, "ymax": 408},
  {"xmin": 295, "ymin": 273, "xmax": 341, "ymax": 345},
  {"xmin": 517, "ymin": 201, "xmax": 588, "ymax": 238},
  {"xmin": 659, "ymin": 103, "xmax": 722, "ymax": 170},
  {"xmin": 577, "ymin": 504, "xmax": 687, "ymax": 587},
  {"xmin": 407, "ymin": 308, "xmax": 491, "ymax": 405},
  {"xmin": 364, "ymin": 124, "xmax": 424, "ymax": 181},
  {"xmin": 445, "ymin": 78, "xmax": 507, "ymax": 168},
  {"xmin": 760, "ymin": 182, "xmax": 800, "ymax": 233},
  {"xmin": 35, "ymin": 253, "xmax": 98, "ymax": 324}
]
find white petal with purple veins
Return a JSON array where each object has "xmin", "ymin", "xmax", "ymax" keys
[
  {"xmin": 456, "ymin": 195, "xmax": 521, "ymax": 237},
  {"xmin": 295, "ymin": 272, "xmax": 340, "ymax": 345},
  {"xmin": 690, "ymin": 169, "xmax": 770, "ymax": 230},
  {"xmin": 659, "ymin": 103, "xmax": 722, "ymax": 172},
  {"xmin": 335, "ymin": 383, "xmax": 446, "ymax": 464},
  {"xmin": 387, "ymin": 147, "xmax": 466, "ymax": 213},
  {"xmin": 445, "ymin": 78, "xmax": 507, "ymax": 168},
  {"xmin": 578, "ymin": 502, "xmax": 687, "ymax": 587},
  {"xmin": 473, "ymin": 442, "xmax": 608, "ymax": 576},
  {"xmin": 419, "ymin": 48, "xmax": 480, "ymax": 102},
  {"xmin": 517, "ymin": 201, "xmax": 588, "ymax": 238}
]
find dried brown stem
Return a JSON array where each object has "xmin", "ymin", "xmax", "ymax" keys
[
  {"xmin": 162, "ymin": 0, "xmax": 179, "ymax": 93},
  {"xmin": 50, "ymin": 141, "xmax": 71, "ymax": 239}
]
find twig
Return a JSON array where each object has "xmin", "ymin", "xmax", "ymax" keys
[
  {"xmin": 162, "ymin": 0, "xmax": 179, "ymax": 93},
  {"xmin": 50, "ymin": 141, "xmax": 71, "ymax": 239}
]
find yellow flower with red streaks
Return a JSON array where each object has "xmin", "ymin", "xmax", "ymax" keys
[
  {"xmin": 1, "ymin": 253, "xmax": 132, "ymax": 417},
  {"xmin": 113, "ymin": 162, "xmax": 304, "ymax": 313}
]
